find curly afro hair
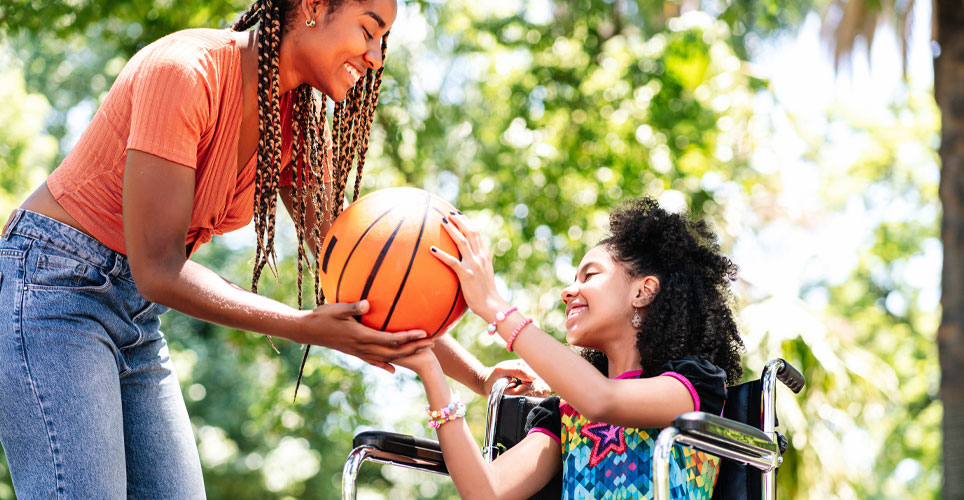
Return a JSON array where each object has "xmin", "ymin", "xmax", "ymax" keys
[{"xmin": 581, "ymin": 197, "xmax": 745, "ymax": 385}]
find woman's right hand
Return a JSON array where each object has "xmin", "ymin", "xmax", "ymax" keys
[{"xmin": 303, "ymin": 299, "xmax": 435, "ymax": 373}]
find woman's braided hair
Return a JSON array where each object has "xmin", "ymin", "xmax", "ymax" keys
[
  {"xmin": 232, "ymin": 0, "xmax": 386, "ymax": 307},
  {"xmin": 582, "ymin": 197, "xmax": 745, "ymax": 385},
  {"xmin": 232, "ymin": 0, "xmax": 387, "ymax": 393}
]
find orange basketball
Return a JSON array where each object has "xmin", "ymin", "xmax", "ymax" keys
[{"xmin": 319, "ymin": 187, "xmax": 466, "ymax": 337}]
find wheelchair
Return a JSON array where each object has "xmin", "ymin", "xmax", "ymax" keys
[{"xmin": 341, "ymin": 358, "xmax": 805, "ymax": 500}]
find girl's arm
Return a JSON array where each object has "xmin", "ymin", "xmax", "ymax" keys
[
  {"xmin": 123, "ymin": 150, "xmax": 433, "ymax": 371},
  {"xmin": 396, "ymin": 351, "xmax": 561, "ymax": 500},
  {"xmin": 432, "ymin": 335, "xmax": 549, "ymax": 397},
  {"xmin": 480, "ymin": 316, "xmax": 694, "ymax": 427},
  {"xmin": 431, "ymin": 214, "xmax": 694, "ymax": 428}
]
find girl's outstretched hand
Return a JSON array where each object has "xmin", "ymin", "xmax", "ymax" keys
[
  {"xmin": 482, "ymin": 359, "xmax": 551, "ymax": 397},
  {"xmin": 430, "ymin": 213, "xmax": 509, "ymax": 323},
  {"xmin": 393, "ymin": 346, "xmax": 440, "ymax": 376}
]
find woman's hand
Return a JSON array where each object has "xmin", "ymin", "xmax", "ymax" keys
[
  {"xmin": 430, "ymin": 213, "xmax": 508, "ymax": 323},
  {"xmin": 302, "ymin": 300, "xmax": 435, "ymax": 373},
  {"xmin": 481, "ymin": 359, "xmax": 551, "ymax": 397}
]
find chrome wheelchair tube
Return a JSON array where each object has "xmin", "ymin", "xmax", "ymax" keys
[
  {"xmin": 653, "ymin": 427, "xmax": 681, "ymax": 500},
  {"xmin": 342, "ymin": 445, "xmax": 377, "ymax": 500},
  {"xmin": 674, "ymin": 434, "xmax": 778, "ymax": 471},
  {"xmin": 761, "ymin": 359, "xmax": 784, "ymax": 500},
  {"xmin": 482, "ymin": 377, "xmax": 512, "ymax": 462}
]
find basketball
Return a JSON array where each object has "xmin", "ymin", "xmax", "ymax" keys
[{"xmin": 319, "ymin": 187, "xmax": 467, "ymax": 337}]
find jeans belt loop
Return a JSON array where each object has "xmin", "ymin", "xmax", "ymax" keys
[{"xmin": 2, "ymin": 209, "xmax": 24, "ymax": 240}]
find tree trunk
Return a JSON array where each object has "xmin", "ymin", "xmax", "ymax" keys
[{"xmin": 936, "ymin": 1, "xmax": 964, "ymax": 498}]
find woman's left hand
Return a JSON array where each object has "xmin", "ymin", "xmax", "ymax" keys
[{"xmin": 431, "ymin": 213, "xmax": 508, "ymax": 323}]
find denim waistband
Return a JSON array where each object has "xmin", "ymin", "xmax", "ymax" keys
[{"xmin": 3, "ymin": 209, "xmax": 132, "ymax": 279}]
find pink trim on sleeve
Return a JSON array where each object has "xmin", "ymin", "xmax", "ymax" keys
[
  {"xmin": 527, "ymin": 427, "xmax": 562, "ymax": 446},
  {"xmin": 615, "ymin": 369, "xmax": 644, "ymax": 380},
  {"xmin": 661, "ymin": 371, "xmax": 700, "ymax": 412}
]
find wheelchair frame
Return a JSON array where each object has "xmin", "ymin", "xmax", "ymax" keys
[
  {"xmin": 653, "ymin": 358, "xmax": 805, "ymax": 500},
  {"xmin": 342, "ymin": 359, "xmax": 804, "ymax": 500}
]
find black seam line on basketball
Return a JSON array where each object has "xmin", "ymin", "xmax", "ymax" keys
[
  {"xmin": 359, "ymin": 216, "xmax": 405, "ymax": 305},
  {"xmin": 336, "ymin": 207, "xmax": 394, "ymax": 303},
  {"xmin": 432, "ymin": 281, "xmax": 462, "ymax": 337},
  {"xmin": 380, "ymin": 192, "xmax": 432, "ymax": 331},
  {"xmin": 322, "ymin": 236, "xmax": 338, "ymax": 274}
]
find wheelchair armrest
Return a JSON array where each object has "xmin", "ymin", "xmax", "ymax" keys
[
  {"xmin": 671, "ymin": 411, "xmax": 779, "ymax": 459},
  {"xmin": 351, "ymin": 430, "xmax": 447, "ymax": 474}
]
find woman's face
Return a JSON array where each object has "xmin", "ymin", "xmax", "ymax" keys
[
  {"xmin": 560, "ymin": 245, "xmax": 642, "ymax": 349},
  {"xmin": 286, "ymin": 0, "xmax": 397, "ymax": 101}
]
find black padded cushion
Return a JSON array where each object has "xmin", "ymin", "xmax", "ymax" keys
[
  {"xmin": 497, "ymin": 395, "xmax": 561, "ymax": 500},
  {"xmin": 495, "ymin": 395, "xmax": 545, "ymax": 450},
  {"xmin": 714, "ymin": 379, "xmax": 764, "ymax": 500}
]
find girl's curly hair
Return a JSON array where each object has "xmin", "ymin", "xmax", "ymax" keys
[{"xmin": 581, "ymin": 197, "xmax": 745, "ymax": 385}]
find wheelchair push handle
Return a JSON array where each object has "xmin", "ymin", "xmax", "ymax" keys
[{"xmin": 775, "ymin": 359, "xmax": 805, "ymax": 393}]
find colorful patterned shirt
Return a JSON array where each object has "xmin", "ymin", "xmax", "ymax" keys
[{"xmin": 525, "ymin": 358, "xmax": 727, "ymax": 500}]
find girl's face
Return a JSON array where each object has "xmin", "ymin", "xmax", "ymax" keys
[
  {"xmin": 286, "ymin": 0, "xmax": 397, "ymax": 101},
  {"xmin": 561, "ymin": 245, "xmax": 644, "ymax": 349}
]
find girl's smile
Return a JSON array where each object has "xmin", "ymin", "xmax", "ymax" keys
[{"xmin": 565, "ymin": 303, "xmax": 588, "ymax": 323}]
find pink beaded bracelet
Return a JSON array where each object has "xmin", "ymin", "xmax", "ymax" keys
[
  {"xmin": 487, "ymin": 306, "xmax": 518, "ymax": 334},
  {"xmin": 506, "ymin": 317, "xmax": 533, "ymax": 352}
]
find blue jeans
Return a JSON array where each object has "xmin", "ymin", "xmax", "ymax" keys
[{"xmin": 0, "ymin": 209, "xmax": 205, "ymax": 499}]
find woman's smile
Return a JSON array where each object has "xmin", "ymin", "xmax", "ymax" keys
[{"xmin": 344, "ymin": 62, "xmax": 363, "ymax": 86}]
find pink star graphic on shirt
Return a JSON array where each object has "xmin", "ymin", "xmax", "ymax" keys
[{"xmin": 580, "ymin": 422, "xmax": 627, "ymax": 467}]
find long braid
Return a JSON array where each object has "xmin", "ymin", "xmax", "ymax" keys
[
  {"xmin": 307, "ymin": 97, "xmax": 330, "ymax": 305},
  {"xmin": 249, "ymin": 0, "xmax": 284, "ymax": 292},
  {"xmin": 352, "ymin": 37, "xmax": 388, "ymax": 200},
  {"xmin": 290, "ymin": 86, "xmax": 309, "ymax": 310},
  {"xmin": 259, "ymin": 0, "xmax": 285, "ymax": 282},
  {"xmin": 233, "ymin": 0, "xmax": 389, "ymax": 399},
  {"xmin": 232, "ymin": 2, "xmax": 261, "ymax": 31}
]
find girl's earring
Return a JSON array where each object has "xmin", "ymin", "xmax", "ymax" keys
[
  {"xmin": 305, "ymin": 17, "xmax": 316, "ymax": 27},
  {"xmin": 631, "ymin": 307, "xmax": 643, "ymax": 329}
]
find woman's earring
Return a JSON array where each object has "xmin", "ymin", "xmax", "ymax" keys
[
  {"xmin": 305, "ymin": 17, "xmax": 316, "ymax": 27},
  {"xmin": 632, "ymin": 308, "xmax": 643, "ymax": 329}
]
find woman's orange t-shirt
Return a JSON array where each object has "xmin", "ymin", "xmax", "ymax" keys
[{"xmin": 47, "ymin": 28, "xmax": 294, "ymax": 256}]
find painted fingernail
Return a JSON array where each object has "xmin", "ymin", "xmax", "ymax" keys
[
  {"xmin": 442, "ymin": 217, "xmax": 449, "ymax": 224},
  {"xmin": 457, "ymin": 210, "xmax": 463, "ymax": 215},
  {"xmin": 430, "ymin": 246, "xmax": 438, "ymax": 252}
]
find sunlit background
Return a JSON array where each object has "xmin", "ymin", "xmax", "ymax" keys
[{"xmin": 0, "ymin": 0, "xmax": 942, "ymax": 498}]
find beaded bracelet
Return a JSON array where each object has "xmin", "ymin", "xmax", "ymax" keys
[
  {"xmin": 426, "ymin": 401, "xmax": 467, "ymax": 429},
  {"xmin": 506, "ymin": 317, "xmax": 533, "ymax": 352},
  {"xmin": 487, "ymin": 306, "xmax": 518, "ymax": 334}
]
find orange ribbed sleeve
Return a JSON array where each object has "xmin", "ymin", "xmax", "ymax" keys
[{"xmin": 125, "ymin": 38, "xmax": 217, "ymax": 169}]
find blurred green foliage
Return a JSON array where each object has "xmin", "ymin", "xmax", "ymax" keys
[{"xmin": 0, "ymin": 0, "xmax": 941, "ymax": 498}]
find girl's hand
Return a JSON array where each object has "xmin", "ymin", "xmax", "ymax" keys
[
  {"xmin": 430, "ymin": 213, "xmax": 508, "ymax": 323},
  {"xmin": 482, "ymin": 359, "xmax": 552, "ymax": 397},
  {"xmin": 393, "ymin": 346, "xmax": 440, "ymax": 376},
  {"xmin": 303, "ymin": 300, "xmax": 435, "ymax": 373}
]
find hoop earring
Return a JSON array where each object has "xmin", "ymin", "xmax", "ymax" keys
[
  {"xmin": 305, "ymin": 18, "xmax": 316, "ymax": 27},
  {"xmin": 631, "ymin": 308, "xmax": 643, "ymax": 329}
]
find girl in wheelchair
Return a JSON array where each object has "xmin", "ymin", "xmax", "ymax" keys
[{"xmin": 395, "ymin": 197, "xmax": 745, "ymax": 499}]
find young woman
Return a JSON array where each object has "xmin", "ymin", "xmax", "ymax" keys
[
  {"xmin": 0, "ymin": 0, "xmax": 540, "ymax": 498},
  {"xmin": 396, "ymin": 197, "xmax": 746, "ymax": 499}
]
